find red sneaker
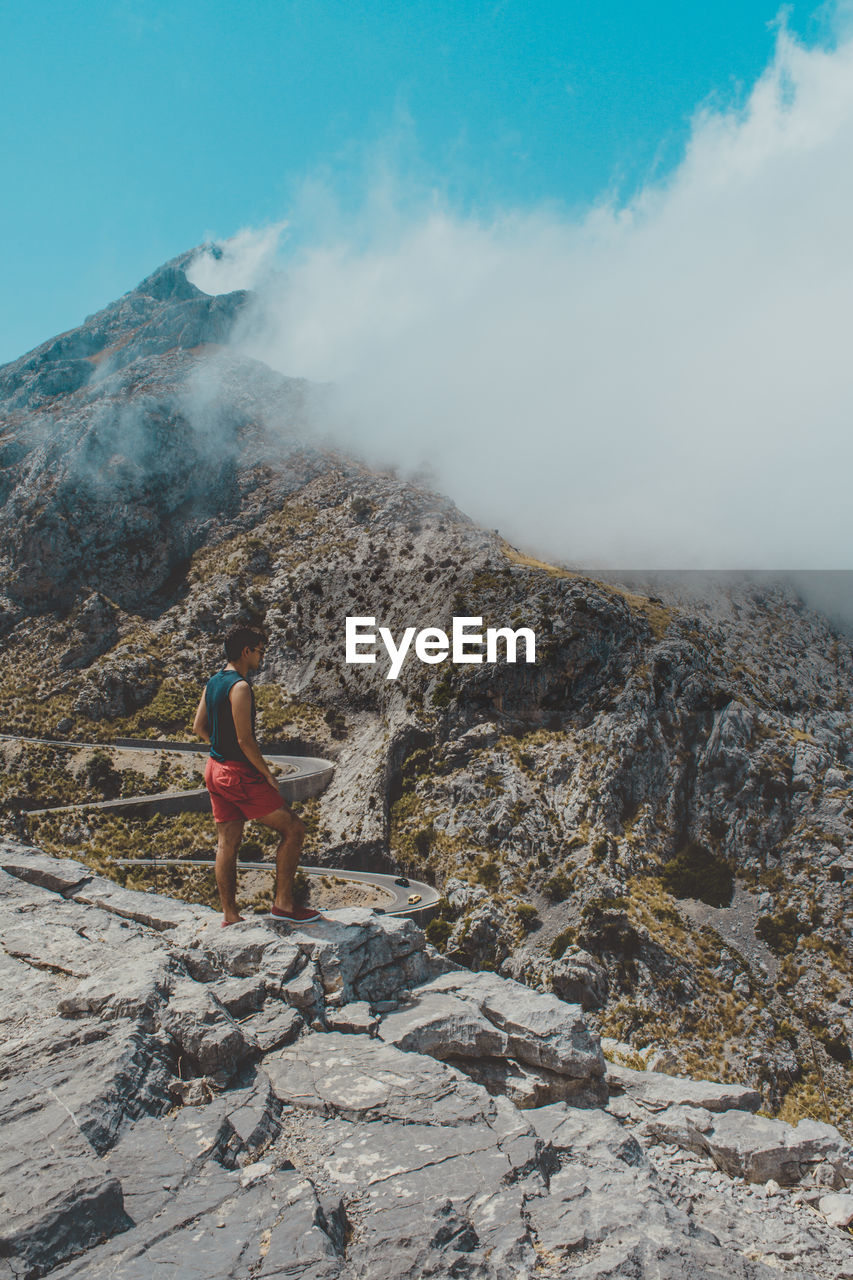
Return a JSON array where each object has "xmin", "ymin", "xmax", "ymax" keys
[{"xmin": 270, "ymin": 905, "xmax": 322, "ymax": 923}]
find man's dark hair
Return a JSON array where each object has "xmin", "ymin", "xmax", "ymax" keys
[{"xmin": 224, "ymin": 626, "xmax": 267, "ymax": 662}]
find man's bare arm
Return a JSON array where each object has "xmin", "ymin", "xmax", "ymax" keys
[
  {"xmin": 192, "ymin": 691, "xmax": 210, "ymax": 742},
  {"xmin": 230, "ymin": 682, "xmax": 279, "ymax": 789}
]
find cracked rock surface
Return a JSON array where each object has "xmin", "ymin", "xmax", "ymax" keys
[{"xmin": 2, "ymin": 845, "xmax": 853, "ymax": 1278}]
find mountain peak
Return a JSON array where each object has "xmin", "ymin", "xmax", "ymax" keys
[
  {"xmin": 133, "ymin": 246, "xmax": 211, "ymax": 303},
  {"xmin": 0, "ymin": 248, "xmax": 249, "ymax": 411},
  {"xmin": 0, "ymin": 249, "xmax": 298, "ymax": 612}
]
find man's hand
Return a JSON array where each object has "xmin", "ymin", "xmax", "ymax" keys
[
  {"xmin": 230, "ymin": 681, "xmax": 278, "ymax": 787},
  {"xmin": 259, "ymin": 762, "xmax": 280, "ymax": 790}
]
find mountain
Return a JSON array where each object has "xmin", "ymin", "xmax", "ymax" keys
[{"xmin": 1, "ymin": 250, "xmax": 853, "ymax": 1151}]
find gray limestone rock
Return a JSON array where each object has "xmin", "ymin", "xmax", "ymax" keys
[
  {"xmin": 502, "ymin": 945, "xmax": 610, "ymax": 1012},
  {"xmin": 325, "ymin": 1000, "xmax": 380, "ymax": 1035},
  {"xmin": 461, "ymin": 1053, "xmax": 606, "ymax": 1109},
  {"xmin": 239, "ymin": 1004, "xmax": 304, "ymax": 1053},
  {"xmin": 57, "ymin": 949, "xmax": 176, "ymax": 1019},
  {"xmin": 261, "ymin": 1033, "xmax": 544, "ymax": 1278},
  {"xmin": 285, "ymin": 906, "xmax": 447, "ymax": 1004},
  {"xmin": 2, "ymin": 1011, "xmax": 176, "ymax": 1155},
  {"xmin": 703, "ymin": 1111, "xmax": 853, "ymax": 1186},
  {"xmin": 264, "ymin": 1031, "xmax": 496, "ymax": 1126},
  {"xmin": 634, "ymin": 1103, "xmax": 718, "ymax": 1152},
  {"xmin": 378, "ymin": 968, "xmax": 607, "ymax": 1107},
  {"xmin": 211, "ymin": 973, "xmax": 268, "ymax": 1019},
  {"xmin": 415, "ymin": 969, "xmax": 606, "ymax": 1078},
  {"xmin": 530, "ymin": 1101, "xmax": 647, "ymax": 1167},
  {"xmin": 524, "ymin": 1101, "xmax": 779, "ymax": 1280},
  {"xmin": 160, "ymin": 980, "xmax": 257, "ymax": 1084},
  {"xmin": 446, "ymin": 898, "xmax": 514, "ymax": 969},
  {"xmin": 70, "ymin": 872, "xmax": 208, "ymax": 931},
  {"xmin": 634, "ymin": 1096, "xmax": 853, "ymax": 1189},
  {"xmin": 278, "ymin": 958, "xmax": 325, "ymax": 1014},
  {"xmin": 0, "ymin": 1101, "xmax": 130, "ymax": 1276},
  {"xmin": 606, "ymin": 1061, "xmax": 762, "ymax": 1114},
  {"xmin": 0, "ymin": 846, "xmax": 93, "ymax": 895},
  {"xmin": 444, "ymin": 875, "xmax": 489, "ymax": 913},
  {"xmin": 50, "ymin": 1163, "xmax": 340, "ymax": 1280},
  {"xmin": 378, "ymin": 989, "xmax": 512, "ymax": 1060},
  {"xmin": 185, "ymin": 922, "xmax": 304, "ymax": 984},
  {"xmin": 3, "ymin": 847, "xmax": 853, "ymax": 1279},
  {"xmin": 819, "ymin": 1192, "xmax": 853, "ymax": 1228},
  {"xmin": 549, "ymin": 945, "xmax": 610, "ymax": 1010}
]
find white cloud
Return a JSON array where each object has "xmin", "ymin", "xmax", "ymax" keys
[
  {"xmin": 187, "ymin": 222, "xmax": 287, "ymax": 296},
  {"xmin": 204, "ymin": 25, "xmax": 853, "ymax": 568}
]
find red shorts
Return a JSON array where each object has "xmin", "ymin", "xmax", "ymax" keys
[{"xmin": 204, "ymin": 757, "xmax": 284, "ymax": 824}]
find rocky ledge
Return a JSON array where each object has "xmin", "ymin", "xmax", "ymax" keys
[{"xmin": 2, "ymin": 842, "xmax": 852, "ymax": 1280}]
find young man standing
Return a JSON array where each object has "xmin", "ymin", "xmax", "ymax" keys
[{"xmin": 193, "ymin": 625, "xmax": 320, "ymax": 926}]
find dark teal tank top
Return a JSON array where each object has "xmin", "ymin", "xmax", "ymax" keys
[{"xmin": 205, "ymin": 669, "xmax": 257, "ymax": 770}]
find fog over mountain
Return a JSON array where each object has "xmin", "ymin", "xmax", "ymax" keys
[
  {"xmin": 187, "ymin": 23, "xmax": 853, "ymax": 573},
  {"xmin": 3, "ymin": 210, "xmax": 853, "ymax": 1278}
]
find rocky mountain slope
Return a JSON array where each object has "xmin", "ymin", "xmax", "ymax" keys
[
  {"xmin": 3, "ymin": 843, "xmax": 853, "ymax": 1279},
  {"xmin": 1, "ymin": 250, "xmax": 852, "ymax": 1160}
]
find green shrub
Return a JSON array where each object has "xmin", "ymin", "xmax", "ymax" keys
[
  {"xmin": 757, "ymin": 907, "xmax": 801, "ymax": 954},
  {"xmin": 240, "ymin": 839, "xmax": 267, "ymax": 862},
  {"xmin": 650, "ymin": 900, "xmax": 682, "ymax": 927},
  {"xmin": 401, "ymin": 748, "xmax": 432, "ymax": 787},
  {"xmin": 131, "ymin": 678, "xmax": 199, "ymax": 733},
  {"xmin": 816, "ymin": 1026, "xmax": 851, "ymax": 1063},
  {"xmin": 119, "ymin": 768, "xmax": 149, "ymax": 798},
  {"xmin": 476, "ymin": 861, "xmax": 501, "ymax": 890},
  {"xmin": 293, "ymin": 870, "xmax": 311, "ymax": 906},
  {"xmin": 425, "ymin": 917, "xmax": 453, "ymax": 949},
  {"xmin": 431, "ymin": 674, "xmax": 454, "ymax": 708},
  {"xmin": 549, "ymin": 927, "xmax": 577, "ymax": 959},
  {"xmin": 350, "ymin": 496, "xmax": 373, "ymax": 522},
  {"xmin": 544, "ymin": 871, "xmax": 572, "ymax": 902},
  {"xmin": 515, "ymin": 902, "xmax": 540, "ymax": 931},
  {"xmin": 323, "ymin": 708, "xmax": 348, "ymax": 738},
  {"xmin": 412, "ymin": 825, "xmax": 435, "ymax": 858},
  {"xmin": 83, "ymin": 750, "xmax": 122, "ymax": 799},
  {"xmin": 582, "ymin": 895, "xmax": 629, "ymax": 915},
  {"xmin": 661, "ymin": 841, "xmax": 734, "ymax": 908}
]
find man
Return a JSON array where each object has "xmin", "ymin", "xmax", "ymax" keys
[{"xmin": 193, "ymin": 625, "xmax": 320, "ymax": 927}]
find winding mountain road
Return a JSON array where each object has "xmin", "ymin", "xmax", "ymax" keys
[{"xmin": 2, "ymin": 734, "xmax": 439, "ymax": 917}]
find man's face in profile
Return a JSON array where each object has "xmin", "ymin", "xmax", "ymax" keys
[{"xmin": 246, "ymin": 643, "xmax": 265, "ymax": 671}]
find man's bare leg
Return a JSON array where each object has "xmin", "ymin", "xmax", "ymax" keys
[
  {"xmin": 215, "ymin": 819, "xmax": 244, "ymax": 923},
  {"xmin": 257, "ymin": 808, "xmax": 305, "ymax": 912}
]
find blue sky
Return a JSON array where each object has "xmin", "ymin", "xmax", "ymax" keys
[{"xmin": 0, "ymin": 0, "xmax": 831, "ymax": 365}]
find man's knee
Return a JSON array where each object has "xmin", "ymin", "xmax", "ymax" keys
[
  {"xmin": 258, "ymin": 808, "xmax": 304, "ymax": 842},
  {"xmin": 275, "ymin": 811, "xmax": 305, "ymax": 842}
]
